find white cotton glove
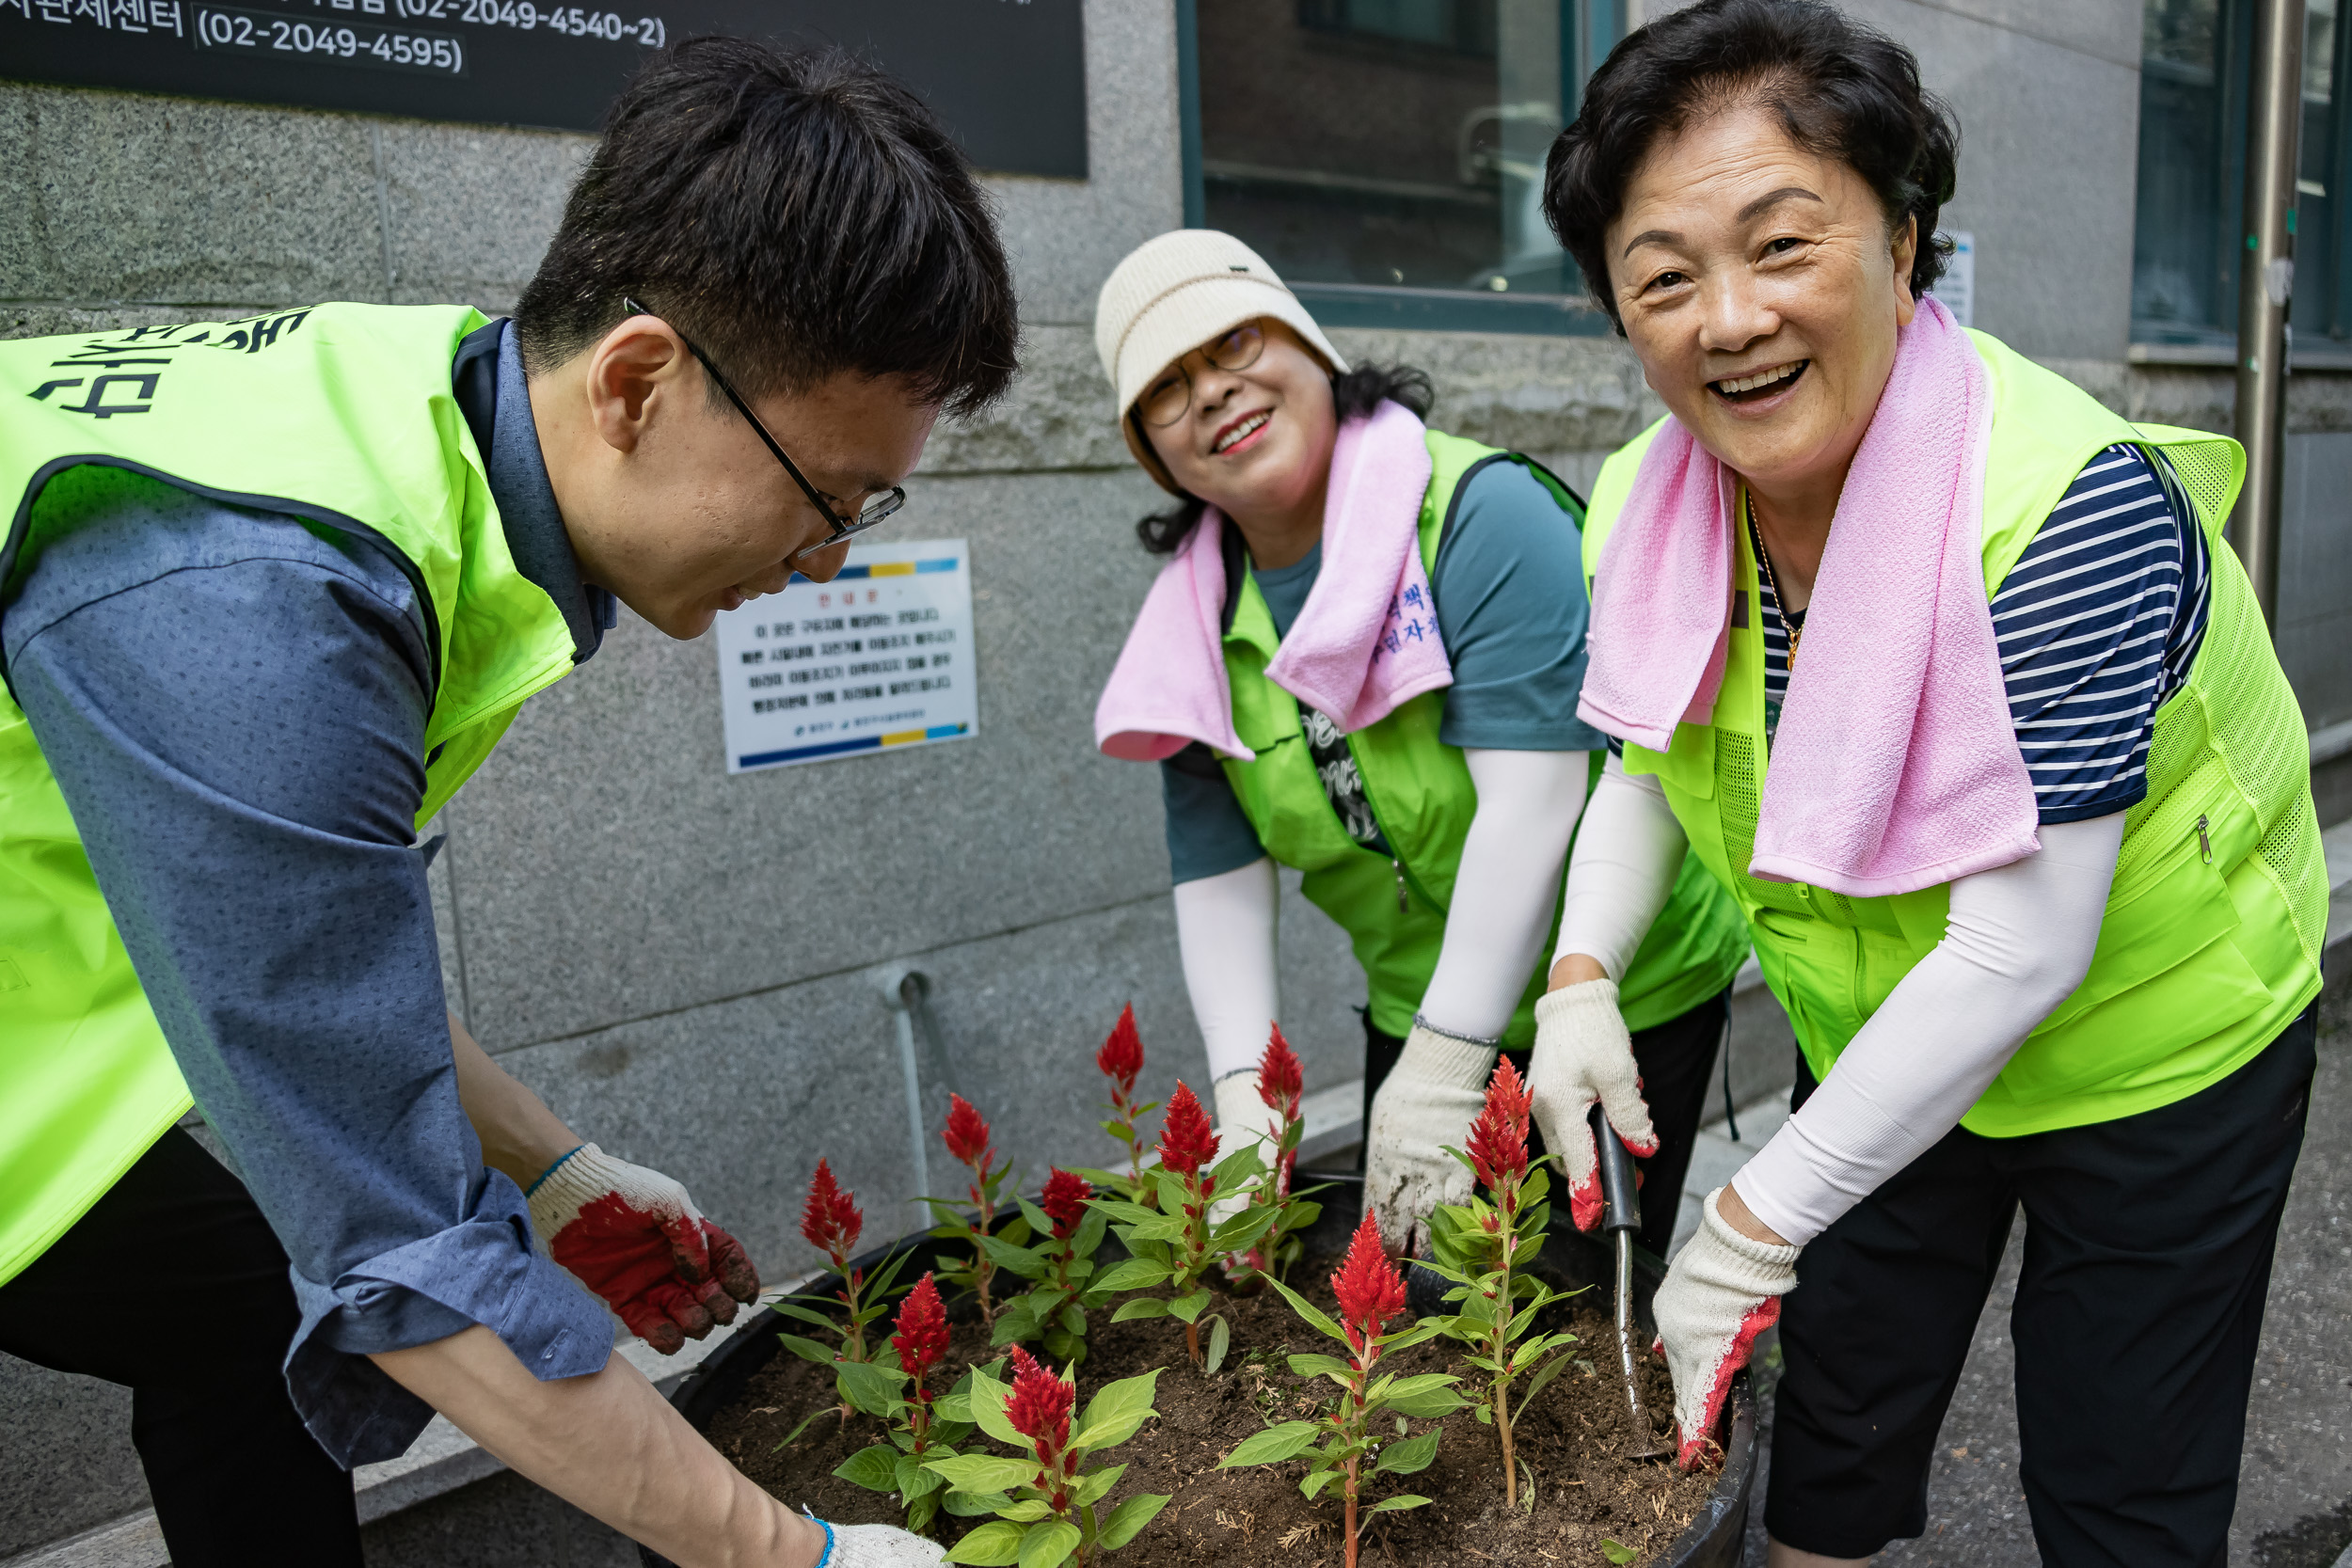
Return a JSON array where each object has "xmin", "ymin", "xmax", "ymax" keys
[
  {"xmin": 1363, "ymin": 1022, "xmax": 1498, "ymax": 1255},
  {"xmin": 1528, "ymin": 978, "xmax": 1659, "ymax": 1233},
  {"xmin": 526, "ymin": 1143, "xmax": 760, "ymax": 1354},
  {"xmin": 814, "ymin": 1519, "xmax": 948, "ymax": 1565},
  {"xmin": 1208, "ymin": 1070, "xmax": 1282, "ymax": 1226},
  {"xmin": 1651, "ymin": 1187, "xmax": 1800, "ymax": 1471}
]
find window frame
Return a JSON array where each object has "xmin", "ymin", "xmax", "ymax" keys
[{"xmin": 1174, "ymin": 0, "xmax": 1622, "ymax": 338}]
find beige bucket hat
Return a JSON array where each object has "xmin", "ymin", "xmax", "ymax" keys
[{"xmin": 1093, "ymin": 229, "xmax": 1348, "ymax": 495}]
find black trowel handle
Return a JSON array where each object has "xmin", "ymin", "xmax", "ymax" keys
[{"xmin": 1589, "ymin": 1101, "xmax": 1644, "ymax": 1237}]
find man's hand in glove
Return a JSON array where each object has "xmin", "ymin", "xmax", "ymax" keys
[
  {"xmin": 806, "ymin": 1518, "xmax": 948, "ymax": 1566},
  {"xmin": 1363, "ymin": 1021, "xmax": 1497, "ymax": 1256},
  {"xmin": 1651, "ymin": 1185, "xmax": 1799, "ymax": 1470},
  {"xmin": 527, "ymin": 1144, "xmax": 760, "ymax": 1354},
  {"xmin": 1528, "ymin": 977, "xmax": 1659, "ymax": 1231}
]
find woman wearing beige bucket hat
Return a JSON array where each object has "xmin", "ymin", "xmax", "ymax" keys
[{"xmin": 1089, "ymin": 229, "xmax": 1750, "ymax": 1260}]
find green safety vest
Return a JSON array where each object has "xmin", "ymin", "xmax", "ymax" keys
[
  {"xmin": 0, "ymin": 303, "xmax": 580, "ymax": 1286},
  {"xmin": 1216, "ymin": 428, "xmax": 1751, "ymax": 1046},
  {"xmin": 1581, "ymin": 330, "xmax": 2328, "ymax": 1137}
]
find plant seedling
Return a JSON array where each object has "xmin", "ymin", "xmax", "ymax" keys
[
  {"xmin": 1227, "ymin": 1024, "xmax": 1322, "ymax": 1288},
  {"xmin": 1421, "ymin": 1058, "xmax": 1581, "ymax": 1510},
  {"xmin": 923, "ymin": 1094, "xmax": 1025, "ymax": 1329},
  {"xmin": 923, "ymin": 1345, "xmax": 1173, "ymax": 1567},
  {"xmin": 984, "ymin": 1167, "xmax": 1117, "ymax": 1365},
  {"xmin": 830, "ymin": 1272, "xmax": 978, "ymax": 1533},
  {"xmin": 773, "ymin": 1160, "xmax": 912, "ymax": 1391},
  {"xmin": 1087, "ymin": 1081, "xmax": 1273, "ymax": 1368},
  {"xmin": 1080, "ymin": 1004, "xmax": 1159, "ymax": 1207},
  {"xmin": 1218, "ymin": 1209, "xmax": 1465, "ymax": 1568}
]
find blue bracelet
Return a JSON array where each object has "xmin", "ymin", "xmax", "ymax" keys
[
  {"xmin": 524, "ymin": 1143, "xmax": 587, "ymax": 1198},
  {"xmin": 807, "ymin": 1511, "xmax": 837, "ymax": 1568}
]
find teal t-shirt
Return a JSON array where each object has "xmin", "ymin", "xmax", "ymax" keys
[{"xmin": 1161, "ymin": 459, "xmax": 1606, "ymax": 883}]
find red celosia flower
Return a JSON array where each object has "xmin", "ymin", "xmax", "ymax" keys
[
  {"xmin": 1004, "ymin": 1345, "xmax": 1074, "ymax": 1458},
  {"xmin": 1256, "ymin": 1023, "xmax": 1304, "ymax": 1115},
  {"xmin": 890, "ymin": 1272, "xmax": 950, "ymax": 1386},
  {"xmin": 1466, "ymin": 1057, "xmax": 1532, "ymax": 1193},
  {"xmin": 943, "ymin": 1093, "xmax": 993, "ymax": 1170},
  {"xmin": 1331, "ymin": 1209, "xmax": 1407, "ymax": 1355},
  {"xmin": 1041, "ymin": 1167, "xmax": 1091, "ymax": 1239},
  {"xmin": 1155, "ymin": 1081, "xmax": 1220, "ymax": 1180},
  {"xmin": 1096, "ymin": 1003, "xmax": 1144, "ymax": 1095},
  {"xmin": 799, "ymin": 1158, "xmax": 862, "ymax": 1264}
]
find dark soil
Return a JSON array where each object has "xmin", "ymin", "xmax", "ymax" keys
[{"xmin": 705, "ymin": 1256, "xmax": 1719, "ymax": 1568}]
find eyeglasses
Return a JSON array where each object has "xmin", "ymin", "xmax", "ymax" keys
[
  {"xmin": 622, "ymin": 296, "xmax": 906, "ymax": 563},
  {"xmin": 1136, "ymin": 323, "xmax": 1266, "ymax": 427}
]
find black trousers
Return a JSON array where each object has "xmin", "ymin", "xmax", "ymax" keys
[
  {"xmin": 1360, "ymin": 987, "xmax": 1731, "ymax": 1259},
  {"xmin": 0, "ymin": 1127, "xmax": 362, "ymax": 1565},
  {"xmin": 1767, "ymin": 1005, "xmax": 2318, "ymax": 1566}
]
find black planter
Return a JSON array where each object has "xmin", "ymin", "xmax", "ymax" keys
[{"xmin": 650, "ymin": 1171, "xmax": 1756, "ymax": 1568}]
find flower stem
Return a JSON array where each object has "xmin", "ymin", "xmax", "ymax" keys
[{"xmin": 1343, "ymin": 1453, "xmax": 1360, "ymax": 1568}]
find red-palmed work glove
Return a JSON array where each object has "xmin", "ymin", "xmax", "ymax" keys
[
  {"xmin": 527, "ymin": 1143, "xmax": 760, "ymax": 1354},
  {"xmin": 1651, "ymin": 1186, "xmax": 1799, "ymax": 1470},
  {"xmin": 1527, "ymin": 978, "xmax": 1658, "ymax": 1231}
]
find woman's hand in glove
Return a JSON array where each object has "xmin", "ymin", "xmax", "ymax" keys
[
  {"xmin": 1651, "ymin": 1185, "xmax": 1799, "ymax": 1470},
  {"xmin": 527, "ymin": 1144, "xmax": 760, "ymax": 1354},
  {"xmin": 806, "ymin": 1518, "xmax": 948, "ymax": 1566},
  {"xmin": 1528, "ymin": 977, "xmax": 1658, "ymax": 1232},
  {"xmin": 1363, "ymin": 1022, "xmax": 1497, "ymax": 1256}
]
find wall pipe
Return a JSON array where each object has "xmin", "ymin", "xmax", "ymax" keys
[{"xmin": 2234, "ymin": 0, "xmax": 2306, "ymax": 638}]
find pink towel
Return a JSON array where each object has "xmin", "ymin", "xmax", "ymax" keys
[
  {"xmin": 1578, "ymin": 296, "xmax": 2039, "ymax": 897},
  {"xmin": 1095, "ymin": 399, "xmax": 1451, "ymax": 763}
]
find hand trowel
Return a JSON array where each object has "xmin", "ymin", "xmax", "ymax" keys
[{"xmin": 1588, "ymin": 1102, "xmax": 1672, "ymax": 1461}]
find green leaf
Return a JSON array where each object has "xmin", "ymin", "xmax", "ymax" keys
[
  {"xmin": 834, "ymin": 1359, "xmax": 904, "ymax": 1418},
  {"xmin": 1087, "ymin": 1258, "xmax": 1172, "ymax": 1293},
  {"xmin": 1093, "ymin": 1492, "xmax": 1171, "ymax": 1551},
  {"xmin": 1385, "ymin": 1382, "xmax": 1469, "ymax": 1419},
  {"xmin": 1111, "ymin": 1296, "xmax": 1169, "ymax": 1322},
  {"xmin": 1208, "ymin": 1141, "xmax": 1265, "ymax": 1189},
  {"xmin": 1168, "ymin": 1289, "xmax": 1212, "ymax": 1324},
  {"xmin": 1203, "ymin": 1313, "xmax": 1232, "ymax": 1375},
  {"xmin": 1287, "ymin": 1353, "xmax": 1353, "ymax": 1383},
  {"xmin": 1599, "ymin": 1539, "xmax": 1638, "ymax": 1565},
  {"xmin": 966, "ymin": 1368, "xmax": 1028, "ymax": 1449},
  {"xmin": 943, "ymin": 1490, "xmax": 1013, "ymax": 1518},
  {"xmin": 833, "ymin": 1444, "xmax": 901, "ymax": 1492},
  {"xmin": 908, "ymin": 1490, "xmax": 941, "ymax": 1534},
  {"xmin": 769, "ymin": 1406, "xmax": 825, "ymax": 1453},
  {"xmin": 1121, "ymin": 1213, "xmax": 1193, "ymax": 1244},
  {"xmin": 896, "ymin": 1453, "xmax": 946, "ymax": 1499},
  {"xmin": 1208, "ymin": 1203, "xmax": 1277, "ymax": 1250},
  {"xmin": 777, "ymin": 1332, "xmax": 840, "ymax": 1367},
  {"xmin": 1366, "ymin": 1495, "xmax": 1432, "ymax": 1516},
  {"xmin": 1299, "ymin": 1465, "xmax": 1344, "ymax": 1500},
  {"xmin": 1016, "ymin": 1197, "xmax": 1055, "ymax": 1236},
  {"xmin": 977, "ymin": 1232, "xmax": 1050, "ymax": 1280},
  {"xmin": 1018, "ymin": 1519, "xmax": 1081, "ymax": 1568},
  {"xmin": 1073, "ymin": 1369, "xmax": 1161, "ymax": 1450},
  {"xmin": 1219, "ymin": 1420, "xmax": 1322, "ymax": 1467},
  {"xmin": 1513, "ymin": 1351, "xmax": 1580, "ymax": 1426},
  {"xmin": 925, "ymin": 1454, "xmax": 1041, "ymax": 1495},
  {"xmin": 1085, "ymin": 1198, "xmax": 1161, "ymax": 1227},
  {"xmin": 942, "ymin": 1521, "xmax": 1028, "ymax": 1565},
  {"xmin": 1071, "ymin": 1463, "xmax": 1126, "ymax": 1508},
  {"xmin": 1073, "ymin": 1207, "xmax": 1109, "ymax": 1258},
  {"xmin": 999, "ymin": 1500, "xmax": 1056, "ymax": 1522},
  {"xmin": 1057, "ymin": 1303, "xmax": 1088, "ymax": 1336},
  {"xmin": 1377, "ymin": 1317, "xmax": 1450, "ymax": 1354},
  {"xmin": 1373, "ymin": 1432, "xmax": 1439, "ymax": 1476},
  {"xmin": 1264, "ymin": 1275, "xmax": 1349, "ymax": 1347},
  {"xmin": 768, "ymin": 1301, "xmax": 840, "ymax": 1331}
]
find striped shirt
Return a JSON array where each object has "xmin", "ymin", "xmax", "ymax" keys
[{"xmin": 1756, "ymin": 444, "xmax": 2211, "ymax": 823}]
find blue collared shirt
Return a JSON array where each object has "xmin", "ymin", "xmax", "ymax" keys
[{"xmin": 3, "ymin": 321, "xmax": 615, "ymax": 1466}]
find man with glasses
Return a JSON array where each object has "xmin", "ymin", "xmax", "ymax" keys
[{"xmin": 0, "ymin": 39, "xmax": 1013, "ymax": 1568}]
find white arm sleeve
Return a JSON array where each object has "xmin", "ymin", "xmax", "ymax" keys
[
  {"xmin": 1732, "ymin": 812, "xmax": 2127, "ymax": 1245},
  {"xmin": 1172, "ymin": 856, "xmax": 1280, "ymax": 1083},
  {"xmin": 1551, "ymin": 752, "xmax": 1687, "ymax": 981},
  {"xmin": 1415, "ymin": 749, "xmax": 1590, "ymax": 1041}
]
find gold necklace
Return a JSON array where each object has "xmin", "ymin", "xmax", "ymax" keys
[{"xmin": 1746, "ymin": 492, "xmax": 1801, "ymax": 670}]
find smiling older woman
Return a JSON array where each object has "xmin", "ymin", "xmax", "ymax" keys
[{"xmin": 1532, "ymin": 3, "xmax": 2328, "ymax": 1566}]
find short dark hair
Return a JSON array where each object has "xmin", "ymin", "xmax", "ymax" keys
[
  {"xmin": 1135, "ymin": 362, "xmax": 1435, "ymax": 554},
  {"xmin": 516, "ymin": 39, "xmax": 1018, "ymax": 418},
  {"xmin": 1542, "ymin": 0, "xmax": 1959, "ymax": 332}
]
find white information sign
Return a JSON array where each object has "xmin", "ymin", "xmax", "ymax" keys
[
  {"xmin": 712, "ymin": 538, "xmax": 976, "ymax": 774},
  {"xmin": 1940, "ymin": 230, "xmax": 1976, "ymax": 327}
]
